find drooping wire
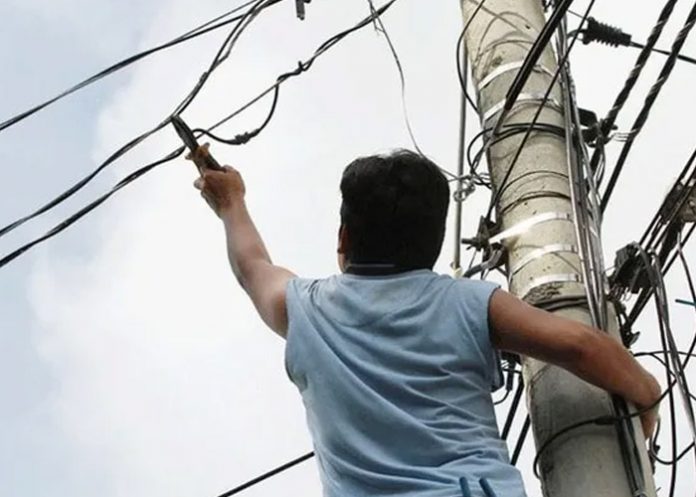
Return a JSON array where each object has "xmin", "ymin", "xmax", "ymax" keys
[
  {"xmin": 0, "ymin": 149, "xmax": 185, "ymax": 268},
  {"xmin": 364, "ymin": 0, "xmax": 425, "ymax": 157},
  {"xmin": 0, "ymin": 0, "xmax": 278, "ymax": 241},
  {"xmin": 0, "ymin": 0, "xmax": 401, "ymax": 269},
  {"xmin": 194, "ymin": 86, "xmax": 280, "ymax": 145},
  {"xmin": 0, "ymin": 0, "xmax": 259, "ymax": 134}
]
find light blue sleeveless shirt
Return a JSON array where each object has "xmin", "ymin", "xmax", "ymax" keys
[{"xmin": 285, "ymin": 270, "xmax": 527, "ymax": 497}]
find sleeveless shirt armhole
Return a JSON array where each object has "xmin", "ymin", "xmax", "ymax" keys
[
  {"xmin": 458, "ymin": 279, "xmax": 504, "ymax": 392},
  {"xmin": 284, "ymin": 277, "xmax": 302, "ymax": 384},
  {"xmin": 484, "ymin": 286, "xmax": 505, "ymax": 392}
]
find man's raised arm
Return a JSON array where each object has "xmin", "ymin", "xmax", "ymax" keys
[{"xmin": 192, "ymin": 150, "xmax": 295, "ymax": 338}]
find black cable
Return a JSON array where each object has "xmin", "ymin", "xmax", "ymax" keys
[
  {"xmin": 637, "ymin": 353, "xmax": 696, "ymax": 402},
  {"xmin": 510, "ymin": 415, "xmax": 530, "ymax": 466},
  {"xmin": 0, "ymin": 0, "xmax": 400, "ymax": 269},
  {"xmin": 501, "ymin": 377, "xmax": 524, "ymax": 440},
  {"xmin": 587, "ymin": 0, "xmax": 680, "ymax": 180},
  {"xmin": 633, "ymin": 41, "xmax": 696, "ymax": 65},
  {"xmin": 194, "ymin": 86, "xmax": 280, "ymax": 145},
  {"xmin": 0, "ymin": 148, "xmax": 185, "ymax": 269},
  {"xmin": 533, "ymin": 245, "xmax": 696, "ymax": 482},
  {"xmin": 653, "ymin": 441, "xmax": 695, "ymax": 466},
  {"xmin": 532, "ymin": 387, "xmax": 671, "ymax": 478},
  {"xmin": 365, "ymin": 0, "xmax": 424, "ymax": 157},
  {"xmin": 215, "ymin": 452, "xmax": 314, "ymax": 497},
  {"xmin": 0, "ymin": 0, "xmax": 277, "ymax": 241},
  {"xmin": 583, "ymin": 17, "xmax": 696, "ymax": 66},
  {"xmin": 501, "ymin": 0, "xmax": 574, "ymax": 119},
  {"xmin": 493, "ymin": 387, "xmax": 512, "ymax": 406},
  {"xmin": 601, "ymin": 0, "xmax": 696, "ymax": 212},
  {"xmin": 467, "ymin": 123, "xmax": 565, "ymax": 174},
  {"xmin": 485, "ymin": 1, "xmax": 595, "ymax": 219},
  {"xmin": 621, "ymin": 147, "xmax": 696, "ymax": 328},
  {"xmin": 0, "ymin": 0, "xmax": 259, "ymax": 134},
  {"xmin": 632, "ymin": 246, "xmax": 694, "ymax": 496}
]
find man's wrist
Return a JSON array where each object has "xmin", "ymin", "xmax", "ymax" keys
[{"xmin": 219, "ymin": 196, "xmax": 246, "ymax": 221}]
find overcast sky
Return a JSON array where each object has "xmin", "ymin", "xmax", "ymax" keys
[{"xmin": 1, "ymin": 1, "xmax": 695, "ymax": 496}]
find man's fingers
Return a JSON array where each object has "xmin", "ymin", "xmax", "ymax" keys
[{"xmin": 193, "ymin": 177, "xmax": 204, "ymax": 190}]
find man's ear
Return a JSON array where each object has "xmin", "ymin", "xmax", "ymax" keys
[{"xmin": 338, "ymin": 225, "xmax": 349, "ymax": 255}]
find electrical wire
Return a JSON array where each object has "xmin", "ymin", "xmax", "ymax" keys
[
  {"xmin": 500, "ymin": 378, "xmax": 524, "ymax": 440},
  {"xmin": 632, "ymin": 41, "xmax": 696, "ymax": 65},
  {"xmin": 0, "ymin": 0, "xmax": 401, "ymax": 269},
  {"xmin": 510, "ymin": 415, "xmax": 530, "ymax": 466},
  {"xmin": 485, "ymin": 1, "xmax": 595, "ymax": 219},
  {"xmin": 601, "ymin": 0, "xmax": 696, "ymax": 212},
  {"xmin": 0, "ymin": 0, "xmax": 279, "ymax": 241},
  {"xmin": 0, "ymin": 148, "xmax": 185, "ymax": 268},
  {"xmin": 0, "ymin": 0, "xmax": 259, "ymax": 134},
  {"xmin": 215, "ymin": 451, "xmax": 314, "ymax": 497},
  {"xmin": 578, "ymin": 16, "xmax": 696, "ymax": 65},
  {"xmin": 621, "ymin": 145, "xmax": 696, "ymax": 328},
  {"xmin": 365, "ymin": 0, "xmax": 425, "ymax": 157},
  {"xmin": 587, "ymin": 0, "xmax": 680, "ymax": 181}
]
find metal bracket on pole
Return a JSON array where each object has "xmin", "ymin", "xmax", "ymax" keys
[
  {"xmin": 477, "ymin": 61, "xmax": 556, "ymax": 93},
  {"xmin": 482, "ymin": 93, "xmax": 563, "ymax": 122},
  {"xmin": 510, "ymin": 243, "xmax": 577, "ymax": 277},
  {"xmin": 489, "ymin": 211, "xmax": 572, "ymax": 245}
]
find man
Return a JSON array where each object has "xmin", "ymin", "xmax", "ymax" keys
[{"xmin": 192, "ymin": 149, "xmax": 661, "ymax": 497}]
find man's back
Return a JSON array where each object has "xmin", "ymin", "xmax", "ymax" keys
[
  {"xmin": 193, "ymin": 150, "xmax": 660, "ymax": 497},
  {"xmin": 285, "ymin": 270, "xmax": 526, "ymax": 497}
]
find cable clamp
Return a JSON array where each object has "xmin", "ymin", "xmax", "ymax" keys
[
  {"xmin": 489, "ymin": 212, "xmax": 572, "ymax": 245},
  {"xmin": 519, "ymin": 273, "xmax": 582, "ymax": 301},
  {"xmin": 463, "ymin": 246, "xmax": 506, "ymax": 278},
  {"xmin": 477, "ymin": 61, "xmax": 555, "ymax": 93},
  {"xmin": 453, "ymin": 176, "xmax": 477, "ymax": 202},
  {"xmin": 482, "ymin": 93, "xmax": 563, "ymax": 123},
  {"xmin": 510, "ymin": 243, "xmax": 577, "ymax": 276}
]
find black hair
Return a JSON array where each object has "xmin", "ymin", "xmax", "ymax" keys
[{"xmin": 339, "ymin": 149, "xmax": 450, "ymax": 270}]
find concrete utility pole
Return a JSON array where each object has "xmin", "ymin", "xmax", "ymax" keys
[{"xmin": 458, "ymin": 1, "xmax": 657, "ymax": 496}]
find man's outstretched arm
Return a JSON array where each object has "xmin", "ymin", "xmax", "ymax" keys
[
  {"xmin": 192, "ymin": 151, "xmax": 295, "ymax": 338},
  {"xmin": 488, "ymin": 289, "xmax": 661, "ymax": 438}
]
